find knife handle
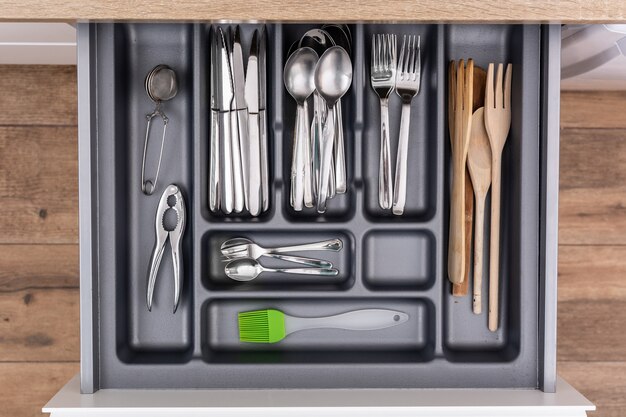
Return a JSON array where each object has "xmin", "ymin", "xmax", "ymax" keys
[
  {"xmin": 236, "ymin": 108, "xmax": 250, "ymax": 212},
  {"xmin": 247, "ymin": 112, "xmax": 262, "ymax": 216},
  {"xmin": 219, "ymin": 111, "xmax": 234, "ymax": 214},
  {"xmin": 259, "ymin": 109, "xmax": 269, "ymax": 213},
  {"xmin": 209, "ymin": 109, "xmax": 221, "ymax": 213},
  {"xmin": 230, "ymin": 110, "xmax": 245, "ymax": 213}
]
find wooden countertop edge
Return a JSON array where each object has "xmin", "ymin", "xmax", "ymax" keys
[{"xmin": 1, "ymin": 0, "xmax": 625, "ymax": 23}]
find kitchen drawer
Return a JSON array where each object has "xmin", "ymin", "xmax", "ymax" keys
[{"xmin": 53, "ymin": 22, "xmax": 591, "ymax": 413}]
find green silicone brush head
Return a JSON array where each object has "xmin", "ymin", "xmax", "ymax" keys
[{"xmin": 238, "ymin": 309, "xmax": 286, "ymax": 343}]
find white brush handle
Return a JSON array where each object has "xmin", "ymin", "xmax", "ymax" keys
[{"xmin": 284, "ymin": 309, "xmax": 409, "ymax": 335}]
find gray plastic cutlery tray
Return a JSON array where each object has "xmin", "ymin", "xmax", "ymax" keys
[{"xmin": 78, "ymin": 23, "xmax": 560, "ymax": 392}]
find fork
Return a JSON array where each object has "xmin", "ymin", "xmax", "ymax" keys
[
  {"xmin": 484, "ymin": 63, "xmax": 512, "ymax": 332},
  {"xmin": 392, "ymin": 35, "xmax": 421, "ymax": 215},
  {"xmin": 370, "ymin": 34, "xmax": 396, "ymax": 210},
  {"xmin": 220, "ymin": 237, "xmax": 342, "ymax": 268}
]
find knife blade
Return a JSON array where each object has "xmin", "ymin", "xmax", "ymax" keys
[
  {"xmin": 217, "ymin": 26, "xmax": 234, "ymax": 214},
  {"xmin": 258, "ymin": 26, "xmax": 269, "ymax": 212},
  {"xmin": 229, "ymin": 25, "xmax": 247, "ymax": 213},
  {"xmin": 245, "ymin": 29, "xmax": 262, "ymax": 216},
  {"xmin": 209, "ymin": 26, "xmax": 221, "ymax": 213}
]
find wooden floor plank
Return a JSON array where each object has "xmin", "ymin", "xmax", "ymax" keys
[
  {"xmin": 561, "ymin": 91, "xmax": 626, "ymax": 129},
  {"xmin": 0, "ymin": 244, "xmax": 78, "ymax": 292},
  {"xmin": 0, "ymin": 126, "xmax": 78, "ymax": 244},
  {"xmin": 558, "ymin": 361, "xmax": 626, "ymax": 417},
  {"xmin": 0, "ymin": 288, "xmax": 79, "ymax": 362},
  {"xmin": 0, "ymin": 362, "xmax": 78, "ymax": 417},
  {"xmin": 0, "ymin": 65, "xmax": 77, "ymax": 127},
  {"xmin": 559, "ymin": 128, "xmax": 626, "ymax": 245},
  {"xmin": 558, "ymin": 299, "xmax": 626, "ymax": 362}
]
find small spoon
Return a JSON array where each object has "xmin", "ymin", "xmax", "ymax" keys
[
  {"xmin": 225, "ymin": 259, "xmax": 339, "ymax": 282},
  {"xmin": 220, "ymin": 237, "xmax": 334, "ymax": 268},
  {"xmin": 467, "ymin": 107, "xmax": 492, "ymax": 315},
  {"xmin": 284, "ymin": 47, "xmax": 318, "ymax": 211},
  {"xmin": 314, "ymin": 46, "xmax": 352, "ymax": 213}
]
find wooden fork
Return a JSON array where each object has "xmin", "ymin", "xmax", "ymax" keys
[
  {"xmin": 447, "ymin": 59, "xmax": 473, "ymax": 285},
  {"xmin": 484, "ymin": 63, "xmax": 512, "ymax": 332}
]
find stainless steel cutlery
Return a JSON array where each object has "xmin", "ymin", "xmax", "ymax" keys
[
  {"xmin": 369, "ymin": 34, "xmax": 421, "ymax": 215},
  {"xmin": 209, "ymin": 25, "xmax": 269, "ymax": 217},
  {"xmin": 221, "ymin": 237, "xmax": 343, "ymax": 281},
  {"xmin": 284, "ymin": 26, "xmax": 353, "ymax": 214}
]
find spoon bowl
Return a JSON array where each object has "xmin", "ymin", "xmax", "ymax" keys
[
  {"xmin": 314, "ymin": 46, "xmax": 352, "ymax": 108},
  {"xmin": 283, "ymin": 47, "xmax": 319, "ymax": 104},
  {"xmin": 225, "ymin": 259, "xmax": 262, "ymax": 282}
]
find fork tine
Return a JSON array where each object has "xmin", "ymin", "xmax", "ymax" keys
[
  {"xmin": 371, "ymin": 34, "xmax": 376, "ymax": 70},
  {"xmin": 485, "ymin": 62, "xmax": 494, "ymax": 109},
  {"xmin": 415, "ymin": 36, "xmax": 421, "ymax": 80},
  {"xmin": 465, "ymin": 59, "xmax": 474, "ymax": 113},
  {"xmin": 408, "ymin": 36, "xmax": 415, "ymax": 76},
  {"xmin": 389, "ymin": 34, "xmax": 395, "ymax": 68},
  {"xmin": 504, "ymin": 63, "xmax": 512, "ymax": 109},
  {"xmin": 495, "ymin": 63, "xmax": 503, "ymax": 108},
  {"xmin": 398, "ymin": 35, "xmax": 406, "ymax": 75}
]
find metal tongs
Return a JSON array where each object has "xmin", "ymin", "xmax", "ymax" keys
[{"xmin": 147, "ymin": 184, "xmax": 186, "ymax": 313}]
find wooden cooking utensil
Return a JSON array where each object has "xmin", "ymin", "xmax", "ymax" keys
[
  {"xmin": 452, "ymin": 170, "xmax": 473, "ymax": 296},
  {"xmin": 448, "ymin": 59, "xmax": 473, "ymax": 285},
  {"xmin": 453, "ymin": 66, "xmax": 486, "ymax": 297},
  {"xmin": 467, "ymin": 107, "xmax": 491, "ymax": 313},
  {"xmin": 484, "ymin": 63, "xmax": 512, "ymax": 331}
]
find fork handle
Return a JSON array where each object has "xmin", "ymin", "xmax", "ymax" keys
[
  {"xmin": 489, "ymin": 155, "xmax": 502, "ymax": 332},
  {"xmin": 378, "ymin": 98, "xmax": 393, "ymax": 210},
  {"xmin": 392, "ymin": 101, "xmax": 412, "ymax": 215},
  {"xmin": 269, "ymin": 238, "xmax": 343, "ymax": 254}
]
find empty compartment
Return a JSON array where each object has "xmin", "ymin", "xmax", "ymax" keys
[
  {"xmin": 202, "ymin": 230, "xmax": 354, "ymax": 290},
  {"xmin": 96, "ymin": 23, "xmax": 195, "ymax": 363},
  {"xmin": 202, "ymin": 298, "xmax": 434, "ymax": 364},
  {"xmin": 362, "ymin": 24, "xmax": 440, "ymax": 221},
  {"xmin": 363, "ymin": 230, "xmax": 435, "ymax": 290},
  {"xmin": 442, "ymin": 25, "xmax": 540, "ymax": 363},
  {"xmin": 281, "ymin": 24, "xmax": 358, "ymax": 222}
]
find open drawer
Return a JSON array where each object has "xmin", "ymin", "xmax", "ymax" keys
[{"xmin": 43, "ymin": 22, "xmax": 594, "ymax": 416}]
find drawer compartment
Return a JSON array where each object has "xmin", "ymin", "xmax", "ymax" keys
[{"xmin": 78, "ymin": 23, "xmax": 559, "ymax": 392}]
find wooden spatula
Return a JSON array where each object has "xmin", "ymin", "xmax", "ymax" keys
[
  {"xmin": 484, "ymin": 63, "xmax": 512, "ymax": 331},
  {"xmin": 467, "ymin": 107, "xmax": 491, "ymax": 313},
  {"xmin": 453, "ymin": 66, "xmax": 486, "ymax": 296},
  {"xmin": 448, "ymin": 59, "xmax": 473, "ymax": 285}
]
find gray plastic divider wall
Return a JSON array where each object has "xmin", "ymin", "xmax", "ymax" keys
[{"xmin": 78, "ymin": 22, "xmax": 558, "ymax": 393}]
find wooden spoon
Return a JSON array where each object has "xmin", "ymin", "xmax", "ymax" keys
[
  {"xmin": 453, "ymin": 66, "xmax": 486, "ymax": 296},
  {"xmin": 467, "ymin": 107, "xmax": 491, "ymax": 314}
]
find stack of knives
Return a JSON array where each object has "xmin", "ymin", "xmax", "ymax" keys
[{"xmin": 209, "ymin": 25, "xmax": 269, "ymax": 217}]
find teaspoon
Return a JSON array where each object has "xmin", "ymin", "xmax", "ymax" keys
[
  {"xmin": 225, "ymin": 259, "xmax": 339, "ymax": 282},
  {"xmin": 314, "ymin": 46, "xmax": 352, "ymax": 213}
]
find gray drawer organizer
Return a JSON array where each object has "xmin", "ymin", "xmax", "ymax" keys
[{"xmin": 77, "ymin": 23, "xmax": 561, "ymax": 394}]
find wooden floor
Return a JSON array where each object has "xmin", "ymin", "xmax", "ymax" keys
[{"xmin": 0, "ymin": 66, "xmax": 624, "ymax": 416}]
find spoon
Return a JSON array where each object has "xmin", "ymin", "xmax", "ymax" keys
[
  {"xmin": 467, "ymin": 107, "xmax": 492, "ymax": 315},
  {"xmin": 225, "ymin": 259, "xmax": 339, "ymax": 282},
  {"xmin": 299, "ymin": 29, "xmax": 336, "ymax": 206},
  {"xmin": 284, "ymin": 47, "xmax": 318, "ymax": 211},
  {"xmin": 314, "ymin": 46, "xmax": 352, "ymax": 213},
  {"xmin": 220, "ymin": 237, "xmax": 334, "ymax": 268}
]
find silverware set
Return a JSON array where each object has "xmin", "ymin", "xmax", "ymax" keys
[
  {"xmin": 370, "ymin": 34, "xmax": 421, "ymax": 215},
  {"xmin": 221, "ymin": 237, "xmax": 343, "ymax": 281},
  {"xmin": 209, "ymin": 25, "xmax": 269, "ymax": 217},
  {"xmin": 284, "ymin": 25, "xmax": 353, "ymax": 213}
]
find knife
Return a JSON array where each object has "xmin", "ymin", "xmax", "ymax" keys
[
  {"xmin": 258, "ymin": 26, "xmax": 270, "ymax": 213},
  {"xmin": 230, "ymin": 25, "xmax": 248, "ymax": 213},
  {"xmin": 245, "ymin": 29, "xmax": 263, "ymax": 217},
  {"xmin": 217, "ymin": 26, "xmax": 235, "ymax": 214},
  {"xmin": 209, "ymin": 26, "xmax": 221, "ymax": 213}
]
